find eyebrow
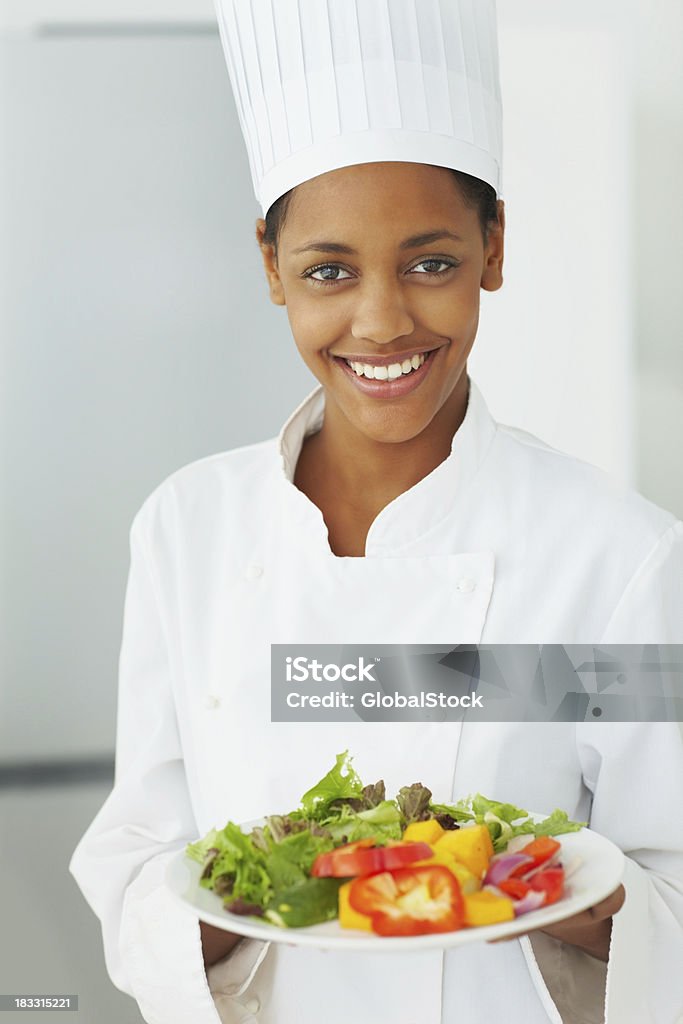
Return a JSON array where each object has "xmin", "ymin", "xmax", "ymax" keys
[{"xmin": 291, "ymin": 229, "xmax": 463, "ymax": 256}]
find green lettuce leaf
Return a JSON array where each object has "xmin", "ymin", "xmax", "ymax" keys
[
  {"xmin": 299, "ymin": 750, "xmax": 364, "ymax": 819},
  {"xmin": 469, "ymin": 795, "xmax": 585, "ymax": 852},
  {"xmin": 197, "ymin": 821, "xmax": 272, "ymax": 906},
  {"xmin": 533, "ymin": 809, "xmax": 587, "ymax": 838},
  {"xmin": 264, "ymin": 829, "xmax": 334, "ymax": 891},
  {"xmin": 317, "ymin": 800, "xmax": 403, "ymax": 844},
  {"xmin": 186, "ymin": 828, "xmax": 221, "ymax": 865},
  {"xmin": 265, "ymin": 878, "xmax": 345, "ymax": 928},
  {"xmin": 428, "ymin": 802, "xmax": 474, "ymax": 826},
  {"xmin": 471, "ymin": 795, "xmax": 529, "ymax": 824}
]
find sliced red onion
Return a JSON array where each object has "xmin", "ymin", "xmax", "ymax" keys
[
  {"xmin": 484, "ymin": 853, "xmax": 534, "ymax": 886},
  {"xmin": 513, "ymin": 890, "xmax": 547, "ymax": 916}
]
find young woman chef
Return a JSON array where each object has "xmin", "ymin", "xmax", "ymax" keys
[{"xmin": 69, "ymin": 2, "xmax": 683, "ymax": 1023}]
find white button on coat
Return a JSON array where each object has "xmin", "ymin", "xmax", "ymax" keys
[
  {"xmin": 203, "ymin": 695, "xmax": 221, "ymax": 710},
  {"xmin": 244, "ymin": 997, "xmax": 260, "ymax": 1014},
  {"xmin": 456, "ymin": 578, "xmax": 476, "ymax": 593},
  {"xmin": 245, "ymin": 564, "xmax": 263, "ymax": 579}
]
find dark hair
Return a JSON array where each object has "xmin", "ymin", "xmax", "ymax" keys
[{"xmin": 262, "ymin": 167, "xmax": 500, "ymax": 256}]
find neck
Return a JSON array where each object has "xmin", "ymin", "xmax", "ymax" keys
[{"xmin": 305, "ymin": 375, "xmax": 470, "ymax": 515}]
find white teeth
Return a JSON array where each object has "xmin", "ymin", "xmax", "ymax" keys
[{"xmin": 345, "ymin": 352, "xmax": 427, "ymax": 380}]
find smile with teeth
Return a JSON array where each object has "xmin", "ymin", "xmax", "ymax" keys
[{"xmin": 344, "ymin": 352, "xmax": 427, "ymax": 381}]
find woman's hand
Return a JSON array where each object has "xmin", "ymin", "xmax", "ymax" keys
[
  {"xmin": 199, "ymin": 920, "xmax": 243, "ymax": 969},
  {"xmin": 488, "ymin": 884, "xmax": 626, "ymax": 962}
]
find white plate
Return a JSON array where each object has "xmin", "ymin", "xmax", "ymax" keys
[{"xmin": 165, "ymin": 816, "xmax": 625, "ymax": 952}]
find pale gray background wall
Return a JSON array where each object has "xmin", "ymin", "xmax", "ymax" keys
[
  {"xmin": 633, "ymin": 0, "xmax": 683, "ymax": 520},
  {"xmin": 0, "ymin": 28, "xmax": 308, "ymax": 762},
  {"xmin": 0, "ymin": 3, "xmax": 681, "ymax": 1022}
]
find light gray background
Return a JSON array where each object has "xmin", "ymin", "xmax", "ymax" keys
[{"xmin": 1, "ymin": 3, "xmax": 681, "ymax": 1022}]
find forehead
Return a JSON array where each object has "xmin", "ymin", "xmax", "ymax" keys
[{"xmin": 282, "ymin": 162, "xmax": 474, "ymax": 244}]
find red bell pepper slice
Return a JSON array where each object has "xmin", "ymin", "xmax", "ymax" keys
[
  {"xmin": 348, "ymin": 865, "xmax": 464, "ymax": 936},
  {"xmin": 498, "ymin": 878, "xmax": 532, "ymax": 901},
  {"xmin": 311, "ymin": 840, "xmax": 432, "ymax": 879},
  {"xmin": 377, "ymin": 842, "xmax": 435, "ymax": 871},
  {"xmin": 509, "ymin": 837, "xmax": 561, "ymax": 878},
  {"xmin": 528, "ymin": 867, "xmax": 565, "ymax": 905}
]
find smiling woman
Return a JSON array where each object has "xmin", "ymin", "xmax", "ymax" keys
[
  {"xmin": 255, "ymin": 161, "xmax": 505, "ymax": 556},
  {"xmin": 67, "ymin": 3, "xmax": 683, "ymax": 1024}
]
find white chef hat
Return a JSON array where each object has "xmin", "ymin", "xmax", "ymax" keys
[{"xmin": 214, "ymin": 0, "xmax": 503, "ymax": 218}]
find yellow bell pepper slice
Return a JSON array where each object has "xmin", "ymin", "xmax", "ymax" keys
[
  {"xmin": 463, "ymin": 890, "xmax": 515, "ymax": 926},
  {"xmin": 413, "ymin": 847, "xmax": 481, "ymax": 894},
  {"xmin": 434, "ymin": 824, "xmax": 494, "ymax": 879},
  {"xmin": 338, "ymin": 880, "xmax": 373, "ymax": 931},
  {"xmin": 402, "ymin": 820, "xmax": 446, "ymax": 845}
]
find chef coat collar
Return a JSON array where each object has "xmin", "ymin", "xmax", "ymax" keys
[{"xmin": 276, "ymin": 377, "xmax": 497, "ymax": 553}]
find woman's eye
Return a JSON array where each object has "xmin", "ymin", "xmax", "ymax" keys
[
  {"xmin": 305, "ymin": 265, "xmax": 353, "ymax": 284},
  {"xmin": 303, "ymin": 257, "xmax": 459, "ymax": 287},
  {"xmin": 410, "ymin": 258, "xmax": 457, "ymax": 275}
]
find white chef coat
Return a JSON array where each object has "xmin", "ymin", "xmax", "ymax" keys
[{"xmin": 69, "ymin": 379, "xmax": 683, "ymax": 1024}]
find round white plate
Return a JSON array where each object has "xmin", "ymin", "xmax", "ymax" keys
[{"xmin": 165, "ymin": 816, "xmax": 625, "ymax": 952}]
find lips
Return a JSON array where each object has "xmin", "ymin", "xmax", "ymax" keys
[
  {"xmin": 345, "ymin": 352, "xmax": 426, "ymax": 381},
  {"xmin": 333, "ymin": 347, "xmax": 439, "ymax": 399},
  {"xmin": 333, "ymin": 347, "xmax": 437, "ymax": 367}
]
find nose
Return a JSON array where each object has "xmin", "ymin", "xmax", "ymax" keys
[{"xmin": 350, "ymin": 276, "xmax": 415, "ymax": 346}]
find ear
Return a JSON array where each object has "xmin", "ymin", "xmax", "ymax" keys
[
  {"xmin": 255, "ymin": 219, "xmax": 286, "ymax": 306},
  {"xmin": 481, "ymin": 200, "xmax": 505, "ymax": 292}
]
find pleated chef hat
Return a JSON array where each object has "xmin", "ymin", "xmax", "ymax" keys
[{"xmin": 214, "ymin": 0, "xmax": 503, "ymax": 218}]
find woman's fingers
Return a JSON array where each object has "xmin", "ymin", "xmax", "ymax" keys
[{"xmin": 558, "ymin": 884, "xmax": 626, "ymax": 927}]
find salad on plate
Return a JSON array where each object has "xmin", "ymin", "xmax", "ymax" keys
[{"xmin": 185, "ymin": 752, "xmax": 586, "ymax": 937}]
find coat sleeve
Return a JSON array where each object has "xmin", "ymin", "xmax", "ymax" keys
[
  {"xmin": 576, "ymin": 721, "xmax": 683, "ymax": 1024},
  {"xmin": 68, "ymin": 507, "xmax": 268, "ymax": 1024},
  {"xmin": 600, "ymin": 520, "xmax": 683, "ymax": 642}
]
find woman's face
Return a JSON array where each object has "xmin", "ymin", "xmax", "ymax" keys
[{"xmin": 256, "ymin": 161, "xmax": 504, "ymax": 445}]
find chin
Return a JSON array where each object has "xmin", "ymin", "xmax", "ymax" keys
[{"xmin": 352, "ymin": 409, "xmax": 435, "ymax": 445}]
